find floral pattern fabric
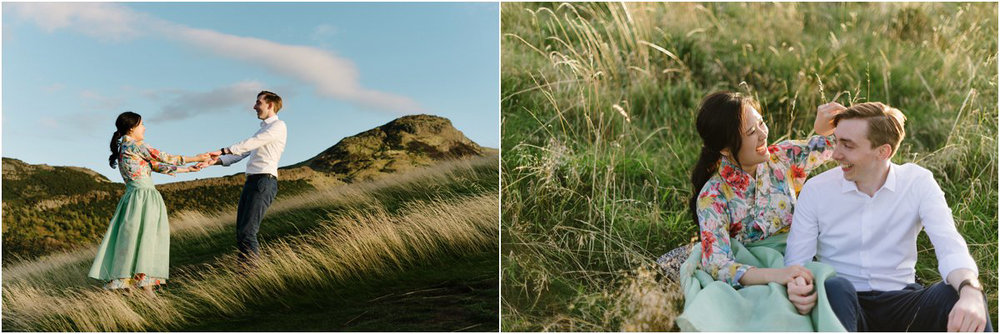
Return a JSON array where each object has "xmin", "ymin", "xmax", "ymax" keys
[
  {"xmin": 696, "ymin": 135, "xmax": 835, "ymax": 287},
  {"xmin": 118, "ymin": 135, "xmax": 185, "ymax": 182}
]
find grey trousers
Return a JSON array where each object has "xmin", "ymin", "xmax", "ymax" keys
[{"xmin": 235, "ymin": 173, "xmax": 278, "ymax": 262}]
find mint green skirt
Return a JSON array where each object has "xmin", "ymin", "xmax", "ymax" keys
[{"xmin": 88, "ymin": 177, "xmax": 170, "ymax": 287}]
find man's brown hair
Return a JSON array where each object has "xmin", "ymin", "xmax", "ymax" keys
[
  {"xmin": 258, "ymin": 91, "xmax": 282, "ymax": 113},
  {"xmin": 833, "ymin": 102, "xmax": 906, "ymax": 155}
]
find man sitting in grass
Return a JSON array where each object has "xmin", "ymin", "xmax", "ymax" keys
[{"xmin": 784, "ymin": 102, "xmax": 991, "ymax": 332}]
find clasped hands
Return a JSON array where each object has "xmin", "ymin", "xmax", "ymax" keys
[
  {"xmin": 195, "ymin": 151, "xmax": 223, "ymax": 169},
  {"xmin": 185, "ymin": 151, "xmax": 223, "ymax": 172},
  {"xmin": 780, "ymin": 265, "xmax": 817, "ymax": 315}
]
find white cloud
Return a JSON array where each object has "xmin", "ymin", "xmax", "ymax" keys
[
  {"xmin": 7, "ymin": 3, "xmax": 148, "ymax": 42},
  {"xmin": 149, "ymin": 81, "xmax": 265, "ymax": 121},
  {"xmin": 12, "ymin": 3, "xmax": 423, "ymax": 114},
  {"xmin": 164, "ymin": 26, "xmax": 423, "ymax": 113}
]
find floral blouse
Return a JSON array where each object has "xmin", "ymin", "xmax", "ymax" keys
[
  {"xmin": 118, "ymin": 135, "xmax": 185, "ymax": 182},
  {"xmin": 696, "ymin": 135, "xmax": 835, "ymax": 287}
]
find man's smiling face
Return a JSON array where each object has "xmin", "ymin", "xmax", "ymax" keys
[
  {"xmin": 253, "ymin": 96, "xmax": 274, "ymax": 120},
  {"xmin": 832, "ymin": 118, "xmax": 887, "ymax": 182}
]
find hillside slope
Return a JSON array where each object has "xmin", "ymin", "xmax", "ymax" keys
[
  {"xmin": 286, "ymin": 114, "xmax": 495, "ymax": 181},
  {"xmin": 2, "ymin": 156, "xmax": 499, "ymax": 331},
  {"xmin": 2, "ymin": 114, "xmax": 494, "ymax": 262}
]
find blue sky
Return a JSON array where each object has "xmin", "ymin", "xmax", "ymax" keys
[{"xmin": 2, "ymin": 2, "xmax": 499, "ymax": 183}]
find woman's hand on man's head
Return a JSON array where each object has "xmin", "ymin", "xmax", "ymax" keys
[{"xmin": 815, "ymin": 102, "xmax": 847, "ymax": 136}]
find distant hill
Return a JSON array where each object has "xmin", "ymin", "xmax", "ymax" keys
[
  {"xmin": 2, "ymin": 157, "xmax": 115, "ymax": 209},
  {"xmin": 286, "ymin": 114, "xmax": 495, "ymax": 182},
  {"xmin": 2, "ymin": 114, "xmax": 495, "ymax": 262}
]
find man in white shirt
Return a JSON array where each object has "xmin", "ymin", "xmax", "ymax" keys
[
  {"xmin": 784, "ymin": 102, "xmax": 990, "ymax": 332},
  {"xmin": 200, "ymin": 91, "xmax": 288, "ymax": 264}
]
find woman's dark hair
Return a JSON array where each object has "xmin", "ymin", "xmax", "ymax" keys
[
  {"xmin": 688, "ymin": 91, "xmax": 756, "ymax": 227},
  {"xmin": 109, "ymin": 111, "xmax": 142, "ymax": 169}
]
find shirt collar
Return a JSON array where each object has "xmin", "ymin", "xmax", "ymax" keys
[
  {"xmin": 261, "ymin": 115, "xmax": 279, "ymax": 126},
  {"xmin": 840, "ymin": 163, "xmax": 897, "ymax": 193},
  {"xmin": 883, "ymin": 163, "xmax": 898, "ymax": 192},
  {"xmin": 719, "ymin": 155, "xmax": 746, "ymax": 172},
  {"xmin": 717, "ymin": 155, "xmax": 756, "ymax": 184},
  {"xmin": 839, "ymin": 175, "xmax": 856, "ymax": 193}
]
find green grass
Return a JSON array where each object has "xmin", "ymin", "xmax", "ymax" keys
[
  {"xmin": 501, "ymin": 3, "xmax": 997, "ymax": 331},
  {"xmin": 1, "ymin": 169, "xmax": 316, "ymax": 263},
  {"xmin": 182, "ymin": 252, "xmax": 497, "ymax": 332},
  {"xmin": 2, "ymin": 157, "xmax": 499, "ymax": 331}
]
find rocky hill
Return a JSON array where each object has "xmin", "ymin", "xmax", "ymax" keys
[
  {"xmin": 286, "ymin": 114, "xmax": 494, "ymax": 182},
  {"xmin": 2, "ymin": 114, "xmax": 495, "ymax": 262}
]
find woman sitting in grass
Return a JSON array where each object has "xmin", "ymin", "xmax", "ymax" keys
[{"xmin": 672, "ymin": 91, "xmax": 845, "ymax": 331}]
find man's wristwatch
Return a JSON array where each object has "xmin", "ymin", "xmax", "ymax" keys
[
  {"xmin": 220, "ymin": 147, "xmax": 229, "ymax": 155},
  {"xmin": 959, "ymin": 278, "xmax": 983, "ymax": 295}
]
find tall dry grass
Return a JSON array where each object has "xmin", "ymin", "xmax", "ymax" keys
[
  {"xmin": 502, "ymin": 2, "xmax": 996, "ymax": 331},
  {"xmin": 3, "ymin": 156, "xmax": 495, "ymax": 285},
  {"xmin": 2, "ymin": 156, "xmax": 499, "ymax": 331}
]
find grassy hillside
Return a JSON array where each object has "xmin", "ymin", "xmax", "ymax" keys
[
  {"xmin": 295, "ymin": 114, "xmax": 495, "ymax": 182},
  {"xmin": 2, "ymin": 156, "xmax": 499, "ymax": 331},
  {"xmin": 501, "ymin": 3, "xmax": 996, "ymax": 331},
  {"xmin": 2, "ymin": 114, "xmax": 491, "ymax": 262},
  {"xmin": 1, "ymin": 158, "xmax": 315, "ymax": 262}
]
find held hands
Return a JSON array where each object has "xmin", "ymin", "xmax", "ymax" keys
[
  {"xmin": 787, "ymin": 276, "xmax": 817, "ymax": 315},
  {"xmin": 777, "ymin": 265, "xmax": 817, "ymax": 315},
  {"xmin": 195, "ymin": 151, "xmax": 222, "ymax": 161},
  {"xmin": 774, "ymin": 265, "xmax": 814, "ymax": 285},
  {"xmin": 814, "ymin": 102, "xmax": 846, "ymax": 136},
  {"xmin": 194, "ymin": 157, "xmax": 219, "ymax": 169},
  {"xmin": 183, "ymin": 151, "xmax": 223, "ymax": 173},
  {"xmin": 186, "ymin": 150, "xmax": 223, "ymax": 171},
  {"xmin": 947, "ymin": 288, "xmax": 988, "ymax": 332},
  {"xmin": 176, "ymin": 164, "xmax": 202, "ymax": 174}
]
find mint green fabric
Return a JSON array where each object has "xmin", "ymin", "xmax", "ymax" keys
[
  {"xmin": 89, "ymin": 177, "xmax": 170, "ymax": 281},
  {"xmin": 677, "ymin": 234, "xmax": 846, "ymax": 332}
]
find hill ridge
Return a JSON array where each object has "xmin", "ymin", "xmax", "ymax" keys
[{"xmin": 1, "ymin": 114, "xmax": 493, "ymax": 261}]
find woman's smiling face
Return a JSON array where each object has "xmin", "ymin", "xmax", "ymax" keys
[{"xmin": 733, "ymin": 105, "xmax": 769, "ymax": 170}]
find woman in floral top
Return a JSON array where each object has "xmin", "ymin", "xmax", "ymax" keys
[
  {"xmin": 88, "ymin": 111, "xmax": 213, "ymax": 294},
  {"xmin": 687, "ymin": 91, "xmax": 844, "ymax": 291}
]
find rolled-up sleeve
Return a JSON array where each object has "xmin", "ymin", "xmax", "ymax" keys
[{"xmin": 771, "ymin": 135, "xmax": 836, "ymax": 172}]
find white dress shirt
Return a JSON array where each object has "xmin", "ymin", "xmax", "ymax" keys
[
  {"xmin": 219, "ymin": 115, "xmax": 287, "ymax": 177},
  {"xmin": 785, "ymin": 163, "xmax": 977, "ymax": 292}
]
